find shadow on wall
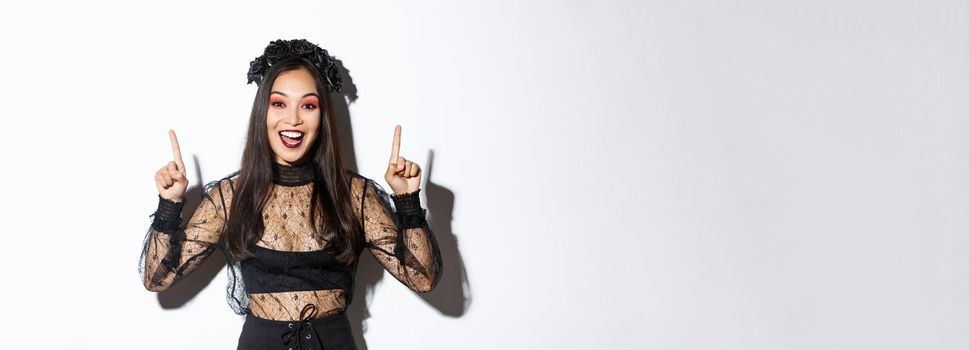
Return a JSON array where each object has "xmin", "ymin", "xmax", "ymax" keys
[
  {"xmin": 150, "ymin": 59, "xmax": 472, "ymax": 350},
  {"xmin": 345, "ymin": 149, "xmax": 472, "ymax": 350}
]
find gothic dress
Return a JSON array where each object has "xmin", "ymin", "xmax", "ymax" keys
[{"xmin": 138, "ymin": 162, "xmax": 443, "ymax": 349}]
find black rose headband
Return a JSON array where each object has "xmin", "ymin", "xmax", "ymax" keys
[{"xmin": 246, "ymin": 39, "xmax": 344, "ymax": 93}]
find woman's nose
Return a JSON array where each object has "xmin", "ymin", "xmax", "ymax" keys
[{"xmin": 285, "ymin": 107, "xmax": 302, "ymax": 125}]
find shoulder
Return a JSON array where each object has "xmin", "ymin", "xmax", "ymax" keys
[
  {"xmin": 343, "ymin": 170, "xmax": 390, "ymax": 197},
  {"xmin": 201, "ymin": 170, "xmax": 240, "ymax": 203},
  {"xmin": 344, "ymin": 170, "xmax": 395, "ymax": 214},
  {"xmin": 344, "ymin": 170, "xmax": 398, "ymax": 214},
  {"xmin": 344, "ymin": 169, "xmax": 367, "ymax": 182},
  {"xmin": 342, "ymin": 170, "xmax": 395, "ymax": 219},
  {"xmin": 343, "ymin": 169, "xmax": 369, "ymax": 188}
]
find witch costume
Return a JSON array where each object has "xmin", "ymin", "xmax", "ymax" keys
[{"xmin": 138, "ymin": 39, "xmax": 442, "ymax": 350}]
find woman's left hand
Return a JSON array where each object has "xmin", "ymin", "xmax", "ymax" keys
[{"xmin": 384, "ymin": 124, "xmax": 422, "ymax": 195}]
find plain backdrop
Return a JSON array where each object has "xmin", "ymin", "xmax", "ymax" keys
[{"xmin": 0, "ymin": 0, "xmax": 967, "ymax": 349}]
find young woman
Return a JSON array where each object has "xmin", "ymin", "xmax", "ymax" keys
[{"xmin": 139, "ymin": 39, "xmax": 443, "ymax": 350}]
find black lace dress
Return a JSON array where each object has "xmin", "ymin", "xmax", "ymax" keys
[{"xmin": 138, "ymin": 161, "xmax": 443, "ymax": 349}]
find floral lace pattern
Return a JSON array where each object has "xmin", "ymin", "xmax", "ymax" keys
[{"xmin": 138, "ymin": 165, "xmax": 442, "ymax": 321}]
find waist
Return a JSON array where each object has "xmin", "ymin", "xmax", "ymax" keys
[
  {"xmin": 247, "ymin": 289, "xmax": 347, "ymax": 321},
  {"xmin": 245, "ymin": 308, "xmax": 349, "ymax": 325}
]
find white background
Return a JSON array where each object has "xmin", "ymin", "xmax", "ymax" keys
[{"xmin": 1, "ymin": 0, "xmax": 967, "ymax": 349}]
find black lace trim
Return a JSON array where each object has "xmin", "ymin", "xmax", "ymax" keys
[
  {"xmin": 391, "ymin": 189, "xmax": 426, "ymax": 229},
  {"xmin": 152, "ymin": 195, "xmax": 184, "ymax": 233},
  {"xmin": 391, "ymin": 189, "xmax": 423, "ymax": 215},
  {"xmin": 272, "ymin": 161, "xmax": 316, "ymax": 186}
]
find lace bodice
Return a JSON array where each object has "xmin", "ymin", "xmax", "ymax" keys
[{"xmin": 138, "ymin": 162, "xmax": 443, "ymax": 321}]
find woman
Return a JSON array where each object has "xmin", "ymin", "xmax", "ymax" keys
[{"xmin": 138, "ymin": 39, "xmax": 443, "ymax": 350}]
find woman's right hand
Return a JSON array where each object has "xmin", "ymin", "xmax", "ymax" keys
[{"xmin": 155, "ymin": 129, "xmax": 188, "ymax": 203}]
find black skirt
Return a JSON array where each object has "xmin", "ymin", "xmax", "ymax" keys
[{"xmin": 237, "ymin": 306, "xmax": 357, "ymax": 350}]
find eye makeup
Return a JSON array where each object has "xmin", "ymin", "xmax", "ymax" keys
[
  {"xmin": 302, "ymin": 97, "xmax": 319, "ymax": 110},
  {"xmin": 269, "ymin": 95, "xmax": 319, "ymax": 109},
  {"xmin": 269, "ymin": 95, "xmax": 287, "ymax": 108}
]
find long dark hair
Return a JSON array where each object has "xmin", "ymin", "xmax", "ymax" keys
[{"xmin": 225, "ymin": 56, "xmax": 363, "ymax": 265}]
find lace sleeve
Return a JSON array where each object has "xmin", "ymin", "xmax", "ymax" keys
[
  {"xmin": 139, "ymin": 179, "xmax": 231, "ymax": 292},
  {"xmin": 358, "ymin": 177, "xmax": 443, "ymax": 293}
]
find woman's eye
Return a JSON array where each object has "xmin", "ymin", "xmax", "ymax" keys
[
  {"xmin": 271, "ymin": 101, "xmax": 285, "ymax": 108},
  {"xmin": 303, "ymin": 103, "xmax": 318, "ymax": 110}
]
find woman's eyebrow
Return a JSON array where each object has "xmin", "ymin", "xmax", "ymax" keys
[{"xmin": 271, "ymin": 91, "xmax": 320, "ymax": 98}]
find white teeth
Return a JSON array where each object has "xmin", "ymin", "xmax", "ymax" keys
[{"xmin": 280, "ymin": 131, "xmax": 304, "ymax": 139}]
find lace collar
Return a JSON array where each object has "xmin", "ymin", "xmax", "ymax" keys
[{"xmin": 271, "ymin": 161, "xmax": 316, "ymax": 186}]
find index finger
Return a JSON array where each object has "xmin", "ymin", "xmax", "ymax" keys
[
  {"xmin": 169, "ymin": 129, "xmax": 184, "ymax": 172},
  {"xmin": 389, "ymin": 124, "xmax": 401, "ymax": 164}
]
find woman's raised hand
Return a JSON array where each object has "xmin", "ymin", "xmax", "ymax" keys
[
  {"xmin": 384, "ymin": 124, "xmax": 422, "ymax": 195},
  {"xmin": 155, "ymin": 129, "xmax": 189, "ymax": 203}
]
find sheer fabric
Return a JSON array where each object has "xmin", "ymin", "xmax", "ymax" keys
[{"xmin": 138, "ymin": 162, "xmax": 443, "ymax": 321}]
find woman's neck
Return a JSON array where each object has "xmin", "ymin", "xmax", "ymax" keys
[{"xmin": 271, "ymin": 161, "xmax": 316, "ymax": 186}]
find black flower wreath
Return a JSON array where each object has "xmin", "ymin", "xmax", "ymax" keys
[{"xmin": 246, "ymin": 39, "xmax": 344, "ymax": 93}]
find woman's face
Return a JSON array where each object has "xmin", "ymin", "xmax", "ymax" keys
[{"xmin": 266, "ymin": 67, "xmax": 321, "ymax": 165}]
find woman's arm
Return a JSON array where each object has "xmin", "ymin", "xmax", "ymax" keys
[
  {"xmin": 359, "ymin": 177, "xmax": 443, "ymax": 293},
  {"xmin": 139, "ymin": 179, "xmax": 231, "ymax": 292}
]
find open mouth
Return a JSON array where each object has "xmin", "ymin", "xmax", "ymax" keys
[{"xmin": 279, "ymin": 130, "xmax": 304, "ymax": 148}]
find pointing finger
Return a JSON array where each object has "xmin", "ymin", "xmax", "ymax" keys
[
  {"xmin": 169, "ymin": 129, "xmax": 185, "ymax": 172},
  {"xmin": 389, "ymin": 125, "xmax": 401, "ymax": 164}
]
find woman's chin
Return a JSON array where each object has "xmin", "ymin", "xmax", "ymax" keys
[{"xmin": 272, "ymin": 149, "xmax": 306, "ymax": 165}]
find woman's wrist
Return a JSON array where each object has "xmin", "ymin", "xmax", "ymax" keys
[
  {"xmin": 390, "ymin": 189, "xmax": 423, "ymax": 216},
  {"xmin": 152, "ymin": 194, "xmax": 184, "ymax": 233}
]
